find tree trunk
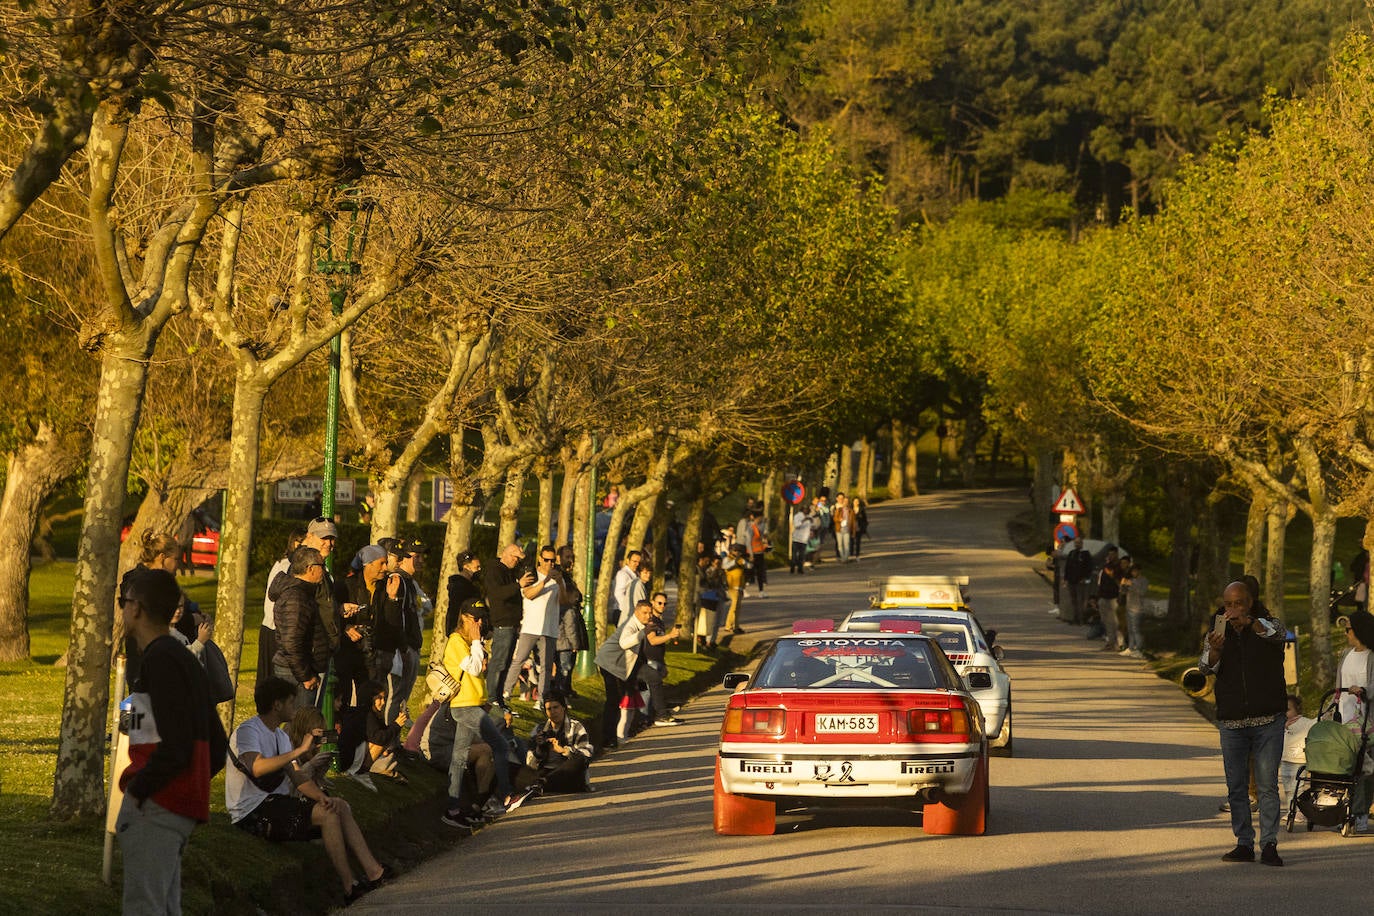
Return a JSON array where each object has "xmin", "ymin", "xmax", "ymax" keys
[
  {"xmin": 429, "ymin": 501, "xmax": 477, "ymax": 668},
  {"xmin": 1264, "ymin": 499, "xmax": 1290, "ymax": 619},
  {"xmin": 675, "ymin": 491, "xmax": 706, "ymax": 629},
  {"xmin": 212, "ymin": 375, "xmax": 269, "ymax": 732},
  {"xmin": 824, "ymin": 450, "xmax": 839, "ymax": 495},
  {"xmin": 497, "ymin": 462, "xmax": 528, "ymax": 548},
  {"xmin": 52, "ymin": 345, "xmax": 154, "ymax": 820},
  {"xmin": 556, "ymin": 447, "xmax": 581, "ymax": 549},
  {"xmin": 593, "ymin": 450, "xmax": 670, "ymax": 641},
  {"xmin": 1099, "ymin": 487, "xmax": 1124, "ymax": 547},
  {"xmin": 648, "ymin": 496, "xmax": 669, "ymax": 596},
  {"xmin": 903, "ymin": 432, "xmax": 919, "ymax": 497},
  {"xmin": 838, "ymin": 442, "xmax": 854, "ymax": 494},
  {"xmin": 1032, "ymin": 447, "xmax": 1059, "ymax": 545},
  {"xmin": 857, "ymin": 437, "xmax": 872, "ymax": 500},
  {"xmin": 887, "ymin": 420, "xmax": 906, "ymax": 498},
  {"xmin": 1308, "ymin": 513, "xmax": 1338, "ymax": 692},
  {"xmin": 1244, "ymin": 488, "xmax": 1269, "ymax": 578},
  {"xmin": 959, "ymin": 410, "xmax": 987, "ymax": 487},
  {"xmin": 1193, "ymin": 491, "xmax": 1241, "ymax": 633},
  {"xmin": 0, "ymin": 426, "xmax": 82, "ymax": 661},
  {"xmin": 406, "ymin": 472, "xmax": 423, "ymax": 524},
  {"xmin": 369, "ymin": 471, "xmax": 406, "ymax": 542},
  {"xmin": 1165, "ymin": 465, "xmax": 1194, "ymax": 627},
  {"xmin": 536, "ymin": 465, "xmax": 554, "ymax": 548},
  {"xmin": 260, "ymin": 483, "xmax": 273, "ymax": 520}
]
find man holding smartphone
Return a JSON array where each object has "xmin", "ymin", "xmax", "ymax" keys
[{"xmin": 1199, "ymin": 581, "xmax": 1287, "ymax": 866}]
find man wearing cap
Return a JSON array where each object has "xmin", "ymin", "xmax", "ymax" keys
[
  {"xmin": 303, "ymin": 517, "xmax": 343, "ymax": 650},
  {"xmin": 386, "ymin": 539, "xmax": 427, "ymax": 723},
  {"xmin": 1200, "ymin": 581, "xmax": 1287, "ymax": 866},
  {"xmin": 484, "ymin": 543, "xmax": 535, "ymax": 706},
  {"xmin": 446, "ymin": 550, "xmax": 483, "ymax": 638},
  {"xmin": 271, "ymin": 546, "xmax": 332, "ymax": 708}
]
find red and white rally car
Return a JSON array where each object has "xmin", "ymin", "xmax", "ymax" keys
[{"xmin": 713, "ymin": 620, "xmax": 990, "ymax": 836}]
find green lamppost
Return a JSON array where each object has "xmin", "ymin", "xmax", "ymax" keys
[
  {"xmin": 577, "ymin": 436, "xmax": 599, "ymax": 677},
  {"xmin": 314, "ymin": 187, "xmax": 373, "ymax": 757}
]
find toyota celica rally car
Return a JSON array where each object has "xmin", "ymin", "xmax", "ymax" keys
[{"xmin": 713, "ymin": 619, "xmax": 990, "ymax": 836}]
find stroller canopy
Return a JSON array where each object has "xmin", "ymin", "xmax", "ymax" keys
[{"xmin": 1305, "ymin": 719, "xmax": 1361, "ymax": 776}]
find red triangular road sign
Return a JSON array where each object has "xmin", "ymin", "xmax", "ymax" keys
[{"xmin": 1052, "ymin": 487, "xmax": 1085, "ymax": 515}]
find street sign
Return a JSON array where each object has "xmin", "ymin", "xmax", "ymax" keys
[
  {"xmin": 433, "ymin": 476, "xmax": 454, "ymax": 522},
  {"xmin": 1052, "ymin": 487, "xmax": 1085, "ymax": 515},
  {"xmin": 782, "ymin": 480, "xmax": 806, "ymax": 505},
  {"xmin": 275, "ymin": 476, "xmax": 356, "ymax": 505},
  {"xmin": 1054, "ymin": 521, "xmax": 1079, "ymax": 544}
]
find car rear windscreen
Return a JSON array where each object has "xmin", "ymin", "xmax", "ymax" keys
[
  {"xmin": 753, "ymin": 637, "xmax": 956, "ymax": 690},
  {"xmin": 843, "ymin": 616, "xmax": 972, "ymax": 656}
]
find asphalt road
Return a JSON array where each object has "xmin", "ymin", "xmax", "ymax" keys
[{"xmin": 354, "ymin": 489, "xmax": 1369, "ymax": 915}]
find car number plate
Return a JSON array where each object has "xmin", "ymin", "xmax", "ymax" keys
[{"xmin": 814, "ymin": 714, "xmax": 879, "ymax": 733}]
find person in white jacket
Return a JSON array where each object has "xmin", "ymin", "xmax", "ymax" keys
[
  {"xmin": 595, "ymin": 599, "xmax": 653, "ymax": 749},
  {"xmin": 502, "ymin": 546, "xmax": 562, "ymax": 703}
]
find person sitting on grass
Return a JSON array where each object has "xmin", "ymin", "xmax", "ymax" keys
[
  {"xmin": 362, "ymin": 679, "xmax": 409, "ymax": 780},
  {"xmin": 226, "ymin": 677, "xmax": 392, "ymax": 904},
  {"xmin": 524, "ymin": 691, "xmax": 593, "ymax": 794}
]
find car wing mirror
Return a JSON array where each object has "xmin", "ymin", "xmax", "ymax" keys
[
  {"xmin": 992, "ymin": 645, "xmax": 1005, "ymax": 662},
  {"xmin": 966, "ymin": 672, "xmax": 993, "ymax": 690},
  {"xmin": 722, "ymin": 672, "xmax": 751, "ymax": 691}
]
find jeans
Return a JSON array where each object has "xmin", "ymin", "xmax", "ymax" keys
[
  {"xmin": 445, "ymin": 705, "xmax": 486, "ymax": 807},
  {"xmin": 556, "ymin": 648, "xmax": 577, "ymax": 696},
  {"xmin": 503, "ymin": 633, "xmax": 555, "ymax": 701},
  {"xmin": 273, "ymin": 661, "xmax": 322, "ymax": 710},
  {"xmin": 1219, "ymin": 715, "xmax": 1284, "ymax": 848},
  {"xmin": 116, "ymin": 795, "xmax": 196, "ymax": 916},
  {"xmin": 750, "ymin": 552, "xmax": 768, "ymax": 591},
  {"xmin": 486, "ymin": 626, "xmax": 518, "ymax": 702},
  {"xmin": 642, "ymin": 660, "xmax": 667, "ymax": 721},
  {"xmin": 790, "ymin": 541, "xmax": 807, "ymax": 573},
  {"xmin": 1069, "ymin": 582, "xmax": 1090, "ymax": 624},
  {"xmin": 1279, "ymin": 760, "xmax": 1300, "ymax": 814},
  {"xmin": 1126, "ymin": 608, "xmax": 1144, "ymax": 653},
  {"xmin": 835, "ymin": 528, "xmax": 851, "ymax": 562},
  {"xmin": 386, "ymin": 647, "xmax": 419, "ymax": 724},
  {"xmin": 477, "ymin": 711, "xmax": 514, "ymax": 800}
]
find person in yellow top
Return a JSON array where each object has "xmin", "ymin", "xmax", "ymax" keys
[{"xmin": 440, "ymin": 599, "xmax": 519, "ymax": 831}]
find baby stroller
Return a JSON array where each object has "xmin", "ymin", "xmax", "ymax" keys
[{"xmin": 1286, "ymin": 688, "xmax": 1372, "ymax": 836}]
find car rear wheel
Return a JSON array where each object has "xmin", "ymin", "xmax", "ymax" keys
[
  {"xmin": 990, "ymin": 704, "xmax": 1013, "ymax": 757},
  {"xmin": 713, "ymin": 757, "xmax": 776, "ymax": 836},
  {"xmin": 922, "ymin": 753, "xmax": 988, "ymax": 836}
]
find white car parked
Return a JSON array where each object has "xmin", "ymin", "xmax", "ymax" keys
[{"xmin": 839, "ymin": 606, "xmax": 1013, "ymax": 756}]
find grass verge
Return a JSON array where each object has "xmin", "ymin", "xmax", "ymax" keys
[{"xmin": 1, "ymin": 561, "xmax": 742, "ymax": 914}]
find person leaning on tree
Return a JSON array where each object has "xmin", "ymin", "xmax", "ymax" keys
[{"xmin": 1200, "ymin": 581, "xmax": 1287, "ymax": 867}]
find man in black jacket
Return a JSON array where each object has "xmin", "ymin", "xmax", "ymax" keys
[
  {"xmin": 271, "ymin": 546, "xmax": 332, "ymax": 708},
  {"xmin": 1200, "ymin": 580, "xmax": 1288, "ymax": 866},
  {"xmin": 485, "ymin": 542, "xmax": 535, "ymax": 704},
  {"xmin": 1062, "ymin": 538, "xmax": 1094, "ymax": 625},
  {"xmin": 446, "ymin": 550, "xmax": 483, "ymax": 637}
]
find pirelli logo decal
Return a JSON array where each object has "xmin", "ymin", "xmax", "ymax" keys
[
  {"xmin": 902, "ymin": 760, "xmax": 955, "ymax": 775},
  {"xmin": 741, "ymin": 758, "xmax": 796, "ymax": 774}
]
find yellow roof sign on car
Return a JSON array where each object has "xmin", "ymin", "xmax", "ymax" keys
[{"xmin": 868, "ymin": 575, "xmax": 970, "ymax": 609}]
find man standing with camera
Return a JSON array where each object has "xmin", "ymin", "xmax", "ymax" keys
[
  {"xmin": 1200, "ymin": 580, "xmax": 1288, "ymax": 866},
  {"xmin": 485, "ymin": 543, "xmax": 534, "ymax": 708}
]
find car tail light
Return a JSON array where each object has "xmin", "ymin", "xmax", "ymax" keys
[
  {"xmin": 722, "ymin": 707, "xmax": 786, "ymax": 737},
  {"xmin": 906, "ymin": 703, "xmax": 972, "ymax": 741}
]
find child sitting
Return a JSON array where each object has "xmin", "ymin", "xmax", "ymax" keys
[{"xmin": 1280, "ymin": 694, "xmax": 1315, "ymax": 818}]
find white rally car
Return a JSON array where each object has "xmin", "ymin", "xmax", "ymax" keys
[
  {"xmin": 713, "ymin": 621, "xmax": 989, "ymax": 836},
  {"xmin": 855, "ymin": 576, "xmax": 1013, "ymax": 756}
]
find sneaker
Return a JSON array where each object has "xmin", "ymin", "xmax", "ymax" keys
[
  {"xmin": 654, "ymin": 717, "xmax": 684, "ymax": 726},
  {"xmin": 1118, "ymin": 647, "xmax": 1133, "ymax": 656},
  {"xmin": 481, "ymin": 796, "xmax": 507, "ymax": 818},
  {"xmin": 441, "ymin": 810, "xmax": 476, "ymax": 832},
  {"xmin": 505, "ymin": 786, "xmax": 539, "ymax": 813},
  {"xmin": 1221, "ymin": 844, "xmax": 1255, "ymax": 863},
  {"xmin": 730, "ymin": 627, "xmax": 745, "ymax": 635},
  {"xmin": 1260, "ymin": 843, "xmax": 1283, "ymax": 866},
  {"xmin": 1218, "ymin": 800, "xmax": 1231, "ymax": 813},
  {"xmin": 756, "ymin": 590, "xmax": 767, "ymax": 599},
  {"xmin": 1354, "ymin": 815, "xmax": 1370, "ymax": 834}
]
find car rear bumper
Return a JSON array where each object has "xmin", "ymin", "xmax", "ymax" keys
[{"xmin": 718, "ymin": 743, "xmax": 981, "ymax": 800}]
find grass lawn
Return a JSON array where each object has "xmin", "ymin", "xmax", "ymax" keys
[{"xmin": 1, "ymin": 561, "xmax": 738, "ymax": 914}]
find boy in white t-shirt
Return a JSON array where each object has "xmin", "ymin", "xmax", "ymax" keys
[
  {"xmin": 1280, "ymin": 694, "xmax": 1315, "ymax": 819},
  {"xmin": 227, "ymin": 677, "xmax": 391, "ymax": 903}
]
